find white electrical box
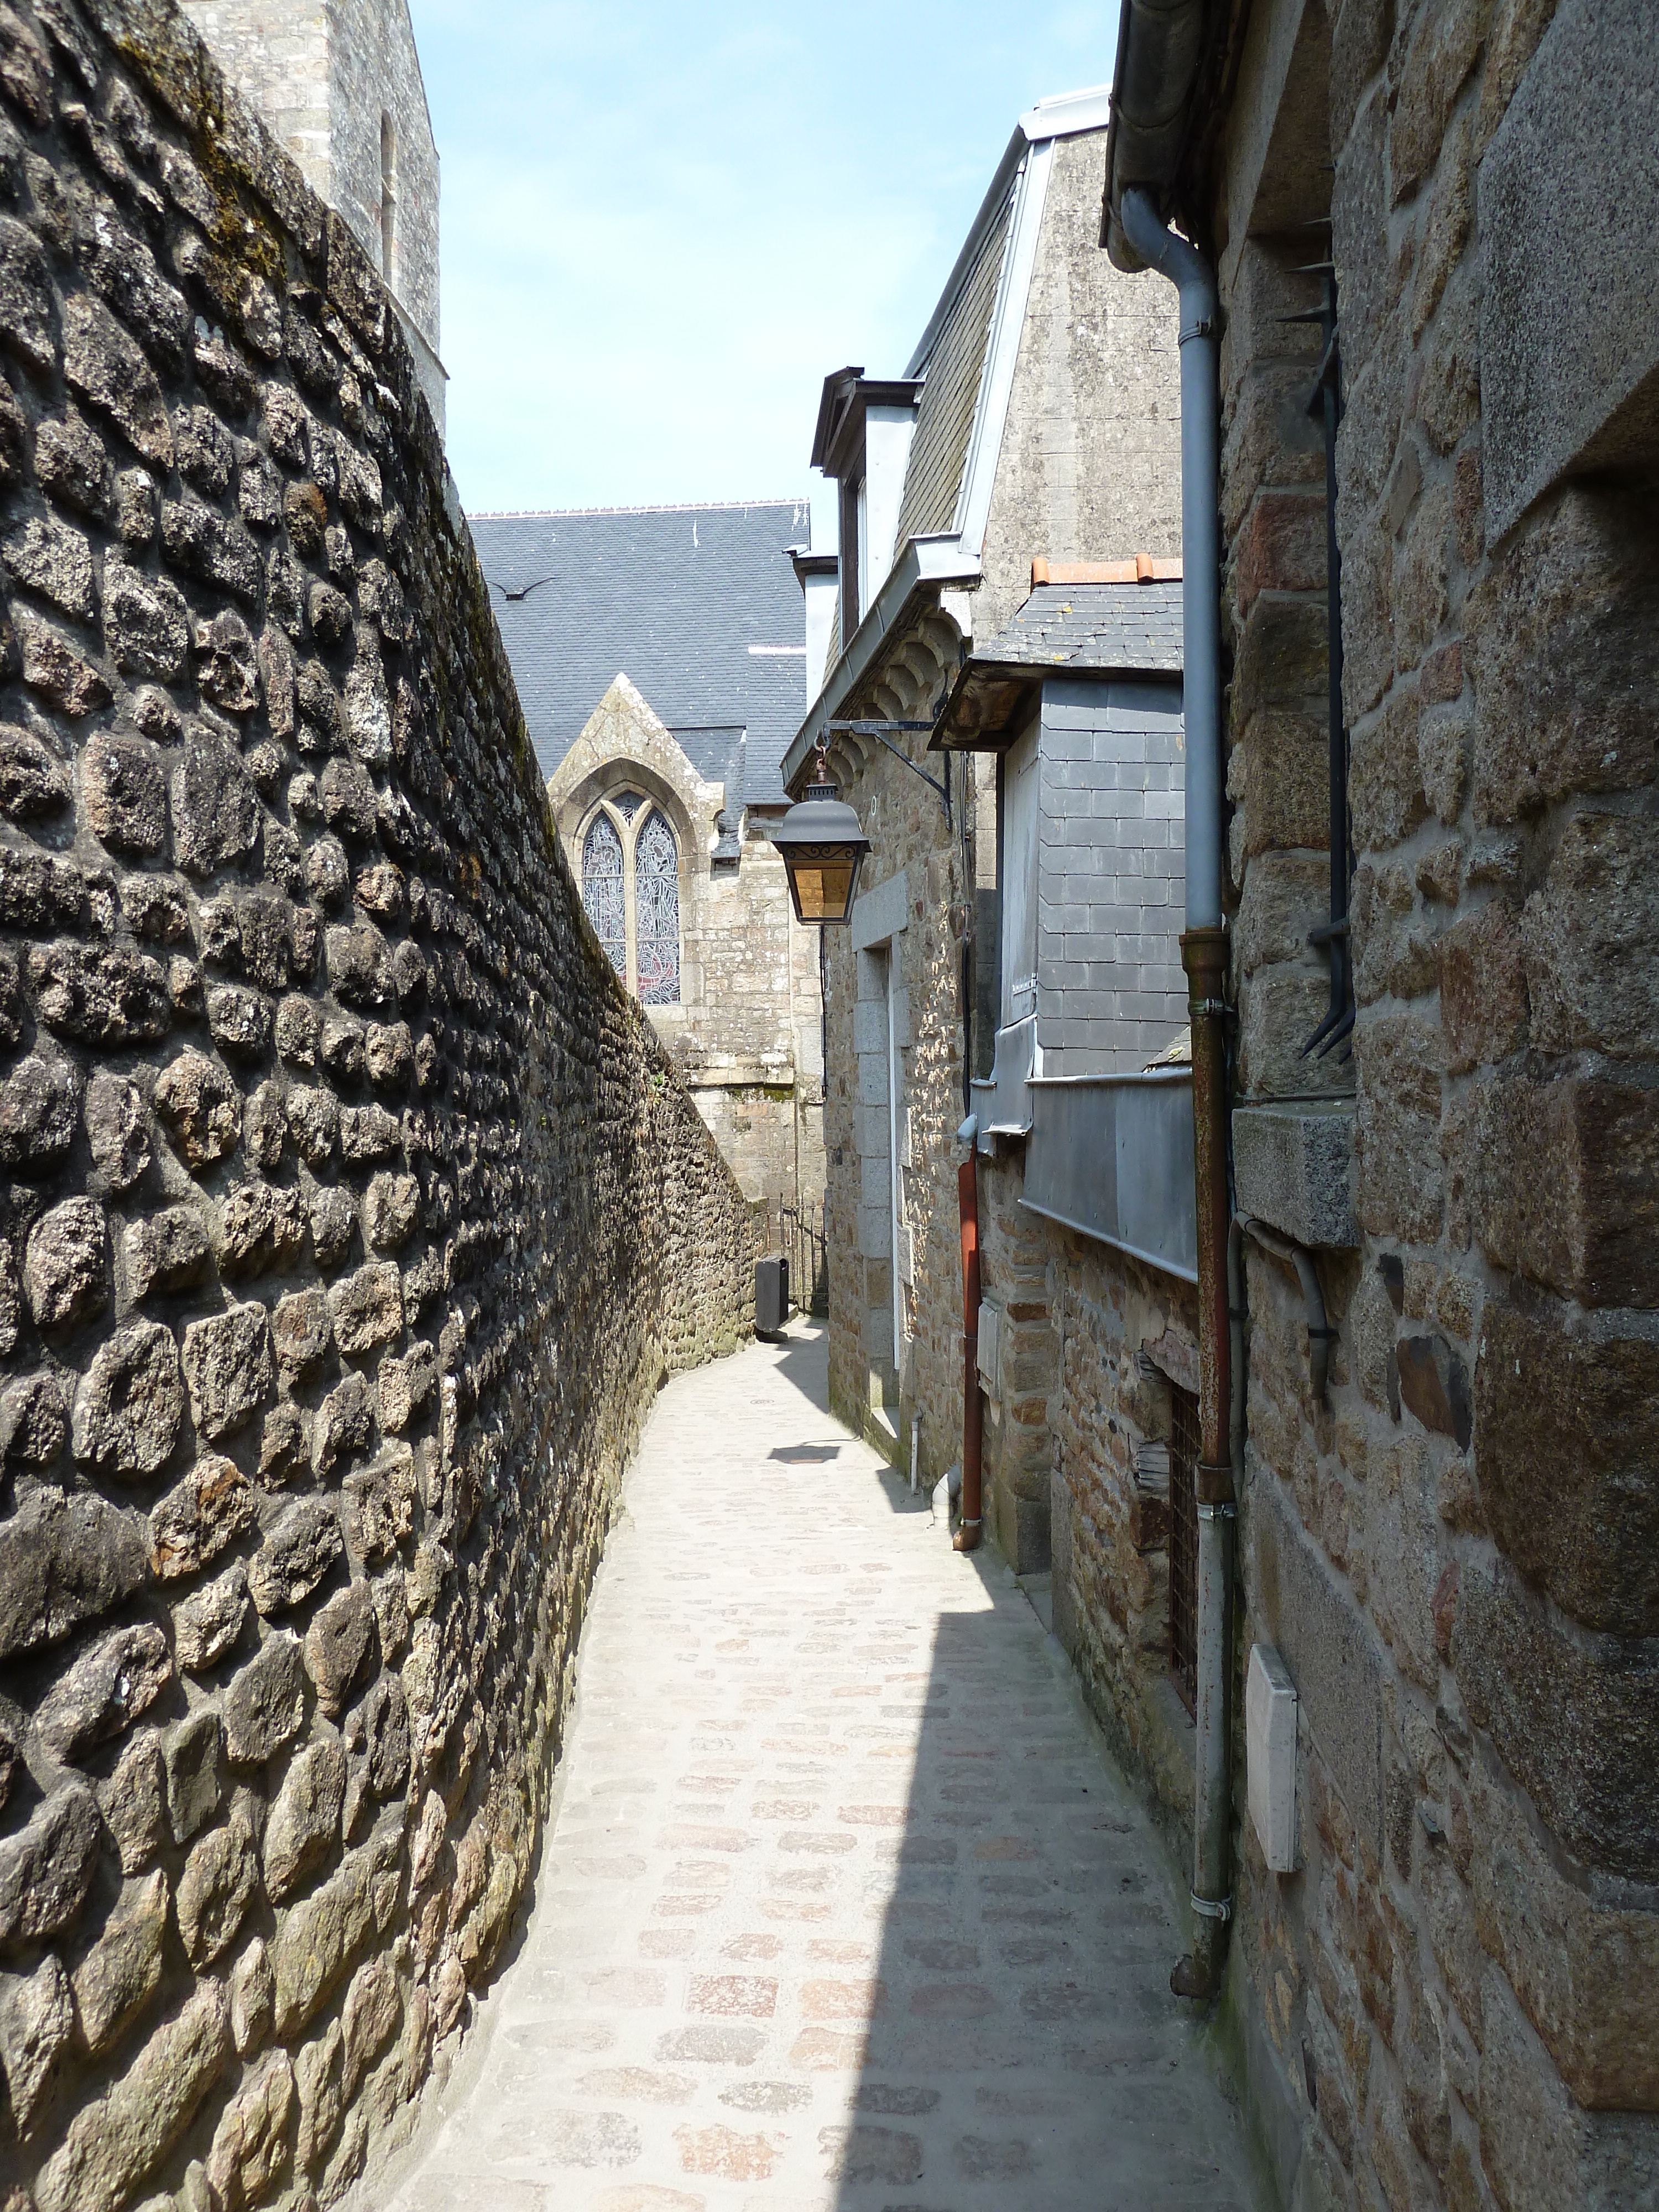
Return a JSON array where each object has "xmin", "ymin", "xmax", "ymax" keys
[
  {"xmin": 1246, "ymin": 1643, "xmax": 1299, "ymax": 1873},
  {"xmin": 975, "ymin": 1302, "xmax": 1001, "ymax": 1392}
]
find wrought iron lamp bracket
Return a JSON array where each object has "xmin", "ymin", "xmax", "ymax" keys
[{"xmin": 821, "ymin": 706, "xmax": 952, "ymax": 828}]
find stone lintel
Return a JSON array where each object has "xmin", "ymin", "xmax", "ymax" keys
[{"xmin": 1233, "ymin": 1101, "xmax": 1357, "ymax": 1248}]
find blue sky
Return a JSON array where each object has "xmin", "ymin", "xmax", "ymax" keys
[{"xmin": 406, "ymin": 2, "xmax": 1120, "ymax": 533}]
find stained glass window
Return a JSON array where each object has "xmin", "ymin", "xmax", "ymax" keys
[
  {"xmin": 582, "ymin": 812, "xmax": 625, "ymax": 979},
  {"xmin": 634, "ymin": 808, "xmax": 680, "ymax": 1005},
  {"xmin": 613, "ymin": 790, "xmax": 645, "ymax": 822}
]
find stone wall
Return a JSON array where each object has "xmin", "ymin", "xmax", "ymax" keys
[
  {"xmin": 976, "ymin": 130, "xmax": 1183, "ymax": 642},
  {"xmin": 821, "ymin": 623, "xmax": 972, "ymax": 1474},
  {"xmin": 1191, "ymin": 0, "xmax": 1659, "ymax": 2206},
  {"xmin": 0, "ymin": 4, "xmax": 757, "ymax": 2205},
  {"xmin": 181, "ymin": 0, "xmax": 443, "ymax": 418},
  {"xmin": 1045, "ymin": 1212, "xmax": 1200, "ymax": 1838}
]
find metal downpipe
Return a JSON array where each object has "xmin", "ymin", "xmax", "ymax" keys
[
  {"xmin": 1120, "ymin": 187, "xmax": 1233, "ymax": 2000},
  {"xmin": 1237, "ymin": 1217, "xmax": 1335, "ymax": 1405},
  {"xmin": 955, "ymin": 1155, "xmax": 984, "ymax": 1552}
]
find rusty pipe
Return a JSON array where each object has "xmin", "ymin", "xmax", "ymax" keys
[
  {"xmin": 1172, "ymin": 927, "xmax": 1234, "ymax": 2001},
  {"xmin": 954, "ymin": 1153, "xmax": 983, "ymax": 1552}
]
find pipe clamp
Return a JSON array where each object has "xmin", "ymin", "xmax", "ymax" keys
[
  {"xmin": 1197, "ymin": 1501, "xmax": 1237, "ymax": 1524},
  {"xmin": 1191, "ymin": 1891, "xmax": 1233, "ymax": 1923}
]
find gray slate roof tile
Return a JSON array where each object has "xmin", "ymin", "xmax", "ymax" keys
[
  {"xmin": 979, "ymin": 580, "xmax": 1185, "ymax": 674},
  {"xmin": 468, "ymin": 502, "xmax": 811, "ymax": 805}
]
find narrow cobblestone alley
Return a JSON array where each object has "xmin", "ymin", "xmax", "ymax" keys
[{"xmin": 372, "ymin": 1323, "xmax": 1264, "ymax": 2212}]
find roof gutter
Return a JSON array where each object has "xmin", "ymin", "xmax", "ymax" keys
[
  {"xmin": 1100, "ymin": 0, "xmax": 1211, "ymax": 270},
  {"xmin": 782, "ymin": 535, "xmax": 980, "ymax": 794}
]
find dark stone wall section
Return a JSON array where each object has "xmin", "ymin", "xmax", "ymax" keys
[{"xmin": 0, "ymin": 3, "xmax": 759, "ymax": 2204}]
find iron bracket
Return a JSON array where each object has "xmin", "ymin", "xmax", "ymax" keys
[{"xmin": 823, "ymin": 719, "xmax": 952, "ymax": 826}]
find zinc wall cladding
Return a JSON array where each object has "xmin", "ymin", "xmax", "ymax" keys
[
  {"xmin": 891, "ymin": 183, "xmax": 1013, "ymax": 548},
  {"xmin": 0, "ymin": 4, "xmax": 758, "ymax": 2206},
  {"xmin": 1036, "ymin": 678, "xmax": 1187, "ymax": 1074}
]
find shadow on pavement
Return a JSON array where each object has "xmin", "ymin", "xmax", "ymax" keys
[{"xmin": 817, "ymin": 1554, "xmax": 1260, "ymax": 2209}]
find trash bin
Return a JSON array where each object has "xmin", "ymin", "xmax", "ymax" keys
[{"xmin": 755, "ymin": 1254, "xmax": 789, "ymax": 1337}]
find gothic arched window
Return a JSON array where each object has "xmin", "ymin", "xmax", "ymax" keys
[
  {"xmin": 581, "ymin": 812, "xmax": 626, "ymax": 980},
  {"xmin": 634, "ymin": 810, "xmax": 680, "ymax": 1004},
  {"xmin": 578, "ymin": 789, "xmax": 681, "ymax": 1005}
]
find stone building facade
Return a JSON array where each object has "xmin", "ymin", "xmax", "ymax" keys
[
  {"xmin": 1092, "ymin": 2, "xmax": 1659, "ymax": 2209},
  {"xmin": 0, "ymin": 4, "xmax": 757, "ymax": 2204},
  {"xmin": 795, "ymin": 11, "xmax": 1659, "ymax": 2210},
  {"xmin": 474, "ymin": 502, "xmax": 827, "ymax": 1232},
  {"xmin": 543, "ymin": 672, "xmax": 823, "ymax": 1224},
  {"xmin": 782, "ymin": 86, "xmax": 1187, "ymax": 1505},
  {"xmin": 180, "ymin": 0, "xmax": 445, "ymax": 430}
]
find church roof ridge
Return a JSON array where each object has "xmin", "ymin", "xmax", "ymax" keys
[{"xmin": 467, "ymin": 498, "xmax": 808, "ymax": 520}]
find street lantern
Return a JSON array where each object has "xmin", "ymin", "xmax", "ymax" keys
[{"xmin": 771, "ymin": 747, "xmax": 870, "ymax": 926}]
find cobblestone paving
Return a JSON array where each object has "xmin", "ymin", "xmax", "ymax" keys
[{"xmin": 378, "ymin": 1323, "xmax": 1264, "ymax": 2211}]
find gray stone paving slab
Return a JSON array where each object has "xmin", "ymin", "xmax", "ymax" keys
[{"xmin": 367, "ymin": 1322, "xmax": 1265, "ymax": 2212}]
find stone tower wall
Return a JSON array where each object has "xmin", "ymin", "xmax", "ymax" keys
[
  {"xmin": 0, "ymin": 2, "xmax": 756, "ymax": 2204},
  {"xmin": 180, "ymin": 0, "xmax": 440, "ymax": 361}
]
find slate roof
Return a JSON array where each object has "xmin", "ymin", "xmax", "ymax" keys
[
  {"xmin": 936, "ymin": 580, "xmax": 1185, "ymax": 750},
  {"xmin": 673, "ymin": 728, "xmax": 746, "ymax": 858},
  {"xmin": 467, "ymin": 502, "xmax": 812, "ymax": 806},
  {"xmin": 893, "ymin": 178, "xmax": 1016, "ymax": 546},
  {"xmin": 978, "ymin": 580, "xmax": 1185, "ymax": 672}
]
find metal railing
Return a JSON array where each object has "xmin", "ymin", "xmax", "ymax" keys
[{"xmin": 769, "ymin": 1199, "xmax": 829, "ymax": 1316}]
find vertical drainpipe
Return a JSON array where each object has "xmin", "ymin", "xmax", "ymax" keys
[
  {"xmin": 1119, "ymin": 186, "xmax": 1234, "ymax": 2001},
  {"xmin": 954, "ymin": 1155, "xmax": 984, "ymax": 1552}
]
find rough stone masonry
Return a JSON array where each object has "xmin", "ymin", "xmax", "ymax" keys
[{"xmin": 0, "ymin": 1, "xmax": 759, "ymax": 2204}]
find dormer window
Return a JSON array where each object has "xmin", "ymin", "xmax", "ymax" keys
[{"xmin": 811, "ymin": 367, "xmax": 922, "ymax": 639}]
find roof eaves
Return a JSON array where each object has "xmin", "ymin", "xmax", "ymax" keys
[
  {"xmin": 820, "ymin": 377, "xmax": 925, "ymax": 481},
  {"xmin": 789, "ymin": 549, "xmax": 838, "ymax": 585},
  {"xmin": 782, "ymin": 534, "xmax": 980, "ymax": 793},
  {"xmin": 1018, "ymin": 83, "xmax": 1114, "ymax": 140}
]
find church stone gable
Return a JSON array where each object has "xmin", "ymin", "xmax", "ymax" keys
[{"xmin": 547, "ymin": 674, "xmax": 725, "ymax": 873}]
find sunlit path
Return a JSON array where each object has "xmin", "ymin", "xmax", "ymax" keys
[{"xmin": 371, "ymin": 1321, "xmax": 1262, "ymax": 2212}]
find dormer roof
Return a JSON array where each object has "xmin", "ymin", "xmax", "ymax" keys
[{"xmin": 810, "ymin": 369, "xmax": 925, "ymax": 480}]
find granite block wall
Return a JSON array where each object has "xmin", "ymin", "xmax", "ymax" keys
[
  {"xmin": 819, "ymin": 607, "xmax": 976, "ymax": 1481},
  {"xmin": 1196, "ymin": 1, "xmax": 1659, "ymax": 2206},
  {"xmin": 0, "ymin": 3, "xmax": 757, "ymax": 2204}
]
